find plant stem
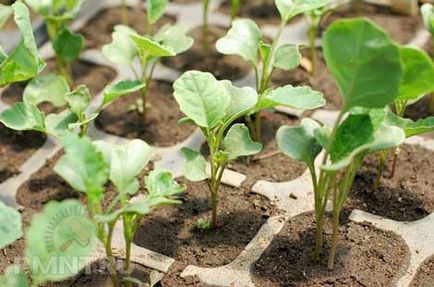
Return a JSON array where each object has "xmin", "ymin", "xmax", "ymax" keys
[
  {"xmin": 47, "ymin": 23, "xmax": 73, "ymax": 86},
  {"xmin": 390, "ymin": 147, "xmax": 400, "ymax": 178},
  {"xmin": 429, "ymin": 94, "xmax": 434, "ymax": 114},
  {"xmin": 105, "ymin": 223, "xmax": 121, "ymax": 287},
  {"xmin": 308, "ymin": 24, "xmax": 317, "ymax": 76},
  {"xmin": 121, "ymin": 0, "xmax": 128, "ymax": 25},
  {"xmin": 328, "ymin": 206, "xmax": 339, "ymax": 271},
  {"xmin": 373, "ymin": 150, "xmax": 387, "ymax": 190},
  {"xmin": 202, "ymin": 0, "xmax": 210, "ymax": 54}
]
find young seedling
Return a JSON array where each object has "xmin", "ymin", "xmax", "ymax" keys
[
  {"xmin": 373, "ymin": 46, "xmax": 434, "ymax": 188},
  {"xmin": 202, "ymin": 0, "xmax": 211, "ymax": 53},
  {"xmin": 174, "ymin": 70, "xmax": 325, "ymax": 228},
  {"xmin": 146, "ymin": 0, "xmax": 169, "ymax": 35},
  {"xmin": 216, "ymin": 0, "xmax": 330, "ymax": 140},
  {"xmin": 0, "ymin": 199, "xmax": 97, "ymax": 287},
  {"xmin": 421, "ymin": 3, "xmax": 434, "ymax": 113},
  {"xmin": 103, "ymin": 23, "xmax": 193, "ymax": 124},
  {"xmin": 0, "ymin": 74, "xmax": 144, "ymax": 137},
  {"xmin": 54, "ymin": 133, "xmax": 185, "ymax": 287},
  {"xmin": 277, "ymin": 19, "xmax": 407, "ymax": 269},
  {"xmin": 24, "ymin": 0, "xmax": 85, "ymax": 85},
  {"xmin": 0, "ymin": 2, "xmax": 44, "ymax": 87}
]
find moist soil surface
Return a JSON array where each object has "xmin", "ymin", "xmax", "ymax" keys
[
  {"xmin": 134, "ymin": 179, "xmax": 275, "ymax": 286},
  {"xmin": 410, "ymin": 256, "xmax": 434, "ymax": 287},
  {"xmin": 161, "ymin": 25, "xmax": 251, "ymax": 81},
  {"xmin": 252, "ymin": 212, "xmax": 410, "ymax": 287},
  {"xmin": 218, "ymin": 0, "xmax": 282, "ymax": 26},
  {"xmin": 95, "ymin": 80, "xmax": 196, "ymax": 147},
  {"xmin": 347, "ymin": 144, "xmax": 434, "ymax": 222},
  {"xmin": 227, "ymin": 111, "xmax": 307, "ymax": 188},
  {"xmin": 321, "ymin": 3, "xmax": 422, "ymax": 45},
  {"xmin": 80, "ymin": 6, "xmax": 176, "ymax": 49}
]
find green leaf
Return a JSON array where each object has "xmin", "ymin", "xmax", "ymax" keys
[
  {"xmin": 181, "ymin": 147, "xmax": 208, "ymax": 181},
  {"xmin": 65, "ymin": 85, "xmax": 91, "ymax": 120},
  {"xmin": 25, "ymin": 199, "xmax": 96, "ymax": 284},
  {"xmin": 0, "ymin": 2, "xmax": 44, "ymax": 86},
  {"xmin": 23, "ymin": 74, "xmax": 70, "ymax": 107},
  {"xmin": 273, "ymin": 44, "xmax": 301, "ymax": 71},
  {"xmin": 422, "ymin": 3, "xmax": 434, "ymax": 34},
  {"xmin": 54, "ymin": 133, "xmax": 109, "ymax": 201},
  {"xmin": 0, "ymin": 4, "xmax": 12, "ymax": 29},
  {"xmin": 398, "ymin": 47, "xmax": 434, "ymax": 101},
  {"xmin": 52, "ymin": 28, "xmax": 84, "ymax": 62},
  {"xmin": 216, "ymin": 19, "xmax": 261, "ymax": 66},
  {"xmin": 154, "ymin": 24, "xmax": 194, "ymax": 55},
  {"xmin": 147, "ymin": 0, "xmax": 168, "ymax": 24},
  {"xmin": 0, "ymin": 266, "xmax": 29, "ymax": 287},
  {"xmin": 129, "ymin": 34, "xmax": 173, "ymax": 57},
  {"xmin": 45, "ymin": 110, "xmax": 78, "ymax": 136},
  {"xmin": 276, "ymin": 0, "xmax": 331, "ymax": 22},
  {"xmin": 385, "ymin": 111, "xmax": 434, "ymax": 138},
  {"xmin": 102, "ymin": 80, "xmax": 145, "ymax": 107},
  {"xmin": 173, "ymin": 71, "xmax": 231, "ymax": 129},
  {"xmin": 223, "ymin": 124, "xmax": 262, "ymax": 160},
  {"xmin": 102, "ymin": 25, "xmax": 138, "ymax": 64},
  {"xmin": 25, "ymin": 0, "xmax": 84, "ymax": 22},
  {"xmin": 222, "ymin": 81, "xmax": 257, "ymax": 118},
  {"xmin": 258, "ymin": 85, "xmax": 325, "ymax": 110},
  {"xmin": 0, "ymin": 102, "xmax": 45, "ymax": 131},
  {"xmin": 276, "ymin": 118, "xmax": 322, "ymax": 165},
  {"xmin": 0, "ymin": 201, "xmax": 22, "ymax": 249},
  {"xmin": 145, "ymin": 169, "xmax": 186, "ymax": 197},
  {"xmin": 323, "ymin": 18, "xmax": 403, "ymax": 110},
  {"xmin": 94, "ymin": 139, "xmax": 152, "ymax": 195}
]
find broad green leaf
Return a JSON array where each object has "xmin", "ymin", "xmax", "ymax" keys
[
  {"xmin": 0, "ymin": 266, "xmax": 29, "ymax": 287},
  {"xmin": 145, "ymin": 169, "xmax": 186, "ymax": 197},
  {"xmin": 147, "ymin": 0, "xmax": 168, "ymax": 25},
  {"xmin": 385, "ymin": 111, "xmax": 434, "ymax": 138},
  {"xmin": 216, "ymin": 19, "xmax": 261, "ymax": 66},
  {"xmin": 181, "ymin": 147, "xmax": 208, "ymax": 181},
  {"xmin": 54, "ymin": 133, "xmax": 109, "ymax": 201},
  {"xmin": 173, "ymin": 71, "xmax": 230, "ymax": 129},
  {"xmin": 422, "ymin": 3, "xmax": 434, "ymax": 34},
  {"xmin": 222, "ymin": 81, "xmax": 257, "ymax": 118},
  {"xmin": 0, "ymin": 201, "xmax": 22, "ymax": 249},
  {"xmin": 276, "ymin": 118, "xmax": 322, "ymax": 165},
  {"xmin": 154, "ymin": 24, "xmax": 194, "ymax": 55},
  {"xmin": 257, "ymin": 85, "xmax": 325, "ymax": 110},
  {"xmin": 45, "ymin": 110, "xmax": 78, "ymax": 136},
  {"xmin": 323, "ymin": 19, "xmax": 403, "ymax": 110},
  {"xmin": 0, "ymin": 2, "xmax": 44, "ymax": 86},
  {"xmin": 102, "ymin": 80, "xmax": 145, "ymax": 106},
  {"xmin": 398, "ymin": 47, "xmax": 434, "ymax": 101},
  {"xmin": 314, "ymin": 126, "xmax": 330, "ymax": 150},
  {"xmin": 273, "ymin": 44, "xmax": 301, "ymax": 71},
  {"xmin": 223, "ymin": 124, "xmax": 262, "ymax": 160},
  {"xmin": 102, "ymin": 25, "xmax": 138, "ymax": 64},
  {"xmin": 65, "ymin": 85, "xmax": 91, "ymax": 119},
  {"xmin": 276, "ymin": 0, "xmax": 331, "ymax": 22},
  {"xmin": 129, "ymin": 34, "xmax": 173, "ymax": 57},
  {"xmin": 23, "ymin": 74, "xmax": 70, "ymax": 107},
  {"xmin": 52, "ymin": 28, "xmax": 84, "ymax": 62},
  {"xmin": 0, "ymin": 102, "xmax": 45, "ymax": 131},
  {"xmin": 94, "ymin": 139, "xmax": 152, "ymax": 195},
  {"xmin": 0, "ymin": 4, "xmax": 12, "ymax": 29},
  {"xmin": 25, "ymin": 199, "xmax": 96, "ymax": 284},
  {"xmin": 25, "ymin": 0, "xmax": 84, "ymax": 21}
]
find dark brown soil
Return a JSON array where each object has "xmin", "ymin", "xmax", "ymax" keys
[
  {"xmin": 80, "ymin": 6, "xmax": 176, "ymax": 49},
  {"xmin": 404, "ymin": 95, "xmax": 434, "ymax": 122},
  {"xmin": 348, "ymin": 144, "xmax": 434, "ymax": 222},
  {"xmin": 134, "ymin": 179, "xmax": 275, "ymax": 286},
  {"xmin": 228, "ymin": 111, "xmax": 306, "ymax": 188},
  {"xmin": 161, "ymin": 25, "xmax": 251, "ymax": 81},
  {"xmin": 218, "ymin": 0, "xmax": 282, "ymax": 26},
  {"xmin": 95, "ymin": 80, "xmax": 195, "ymax": 147},
  {"xmin": 2, "ymin": 59, "xmax": 117, "ymax": 113},
  {"xmin": 321, "ymin": 3, "xmax": 422, "ymax": 44},
  {"xmin": 410, "ymin": 256, "xmax": 434, "ymax": 287},
  {"xmin": 252, "ymin": 212, "xmax": 410, "ymax": 287},
  {"xmin": 272, "ymin": 50, "xmax": 342, "ymax": 110}
]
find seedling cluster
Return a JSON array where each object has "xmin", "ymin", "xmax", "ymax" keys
[{"xmin": 0, "ymin": 0, "xmax": 434, "ymax": 286}]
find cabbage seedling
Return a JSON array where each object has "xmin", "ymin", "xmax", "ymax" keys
[
  {"xmin": 216, "ymin": 0, "xmax": 330, "ymax": 140},
  {"xmin": 0, "ymin": 2, "xmax": 44, "ymax": 87},
  {"xmin": 103, "ymin": 23, "xmax": 193, "ymax": 124},
  {"xmin": 0, "ymin": 75, "xmax": 144, "ymax": 137},
  {"xmin": 277, "ymin": 19, "xmax": 406, "ymax": 269},
  {"xmin": 53, "ymin": 133, "xmax": 185, "ymax": 287},
  {"xmin": 24, "ymin": 0, "xmax": 85, "ymax": 85},
  {"xmin": 174, "ymin": 70, "xmax": 325, "ymax": 228}
]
